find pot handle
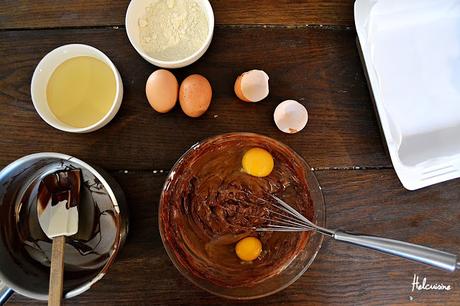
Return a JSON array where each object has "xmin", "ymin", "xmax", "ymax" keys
[{"xmin": 0, "ymin": 287, "xmax": 13, "ymax": 305}]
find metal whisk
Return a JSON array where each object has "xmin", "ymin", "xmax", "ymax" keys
[{"xmin": 255, "ymin": 195, "xmax": 459, "ymax": 272}]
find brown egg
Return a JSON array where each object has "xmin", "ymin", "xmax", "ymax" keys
[
  {"xmin": 145, "ymin": 69, "xmax": 178, "ymax": 113},
  {"xmin": 179, "ymin": 74, "xmax": 212, "ymax": 118}
]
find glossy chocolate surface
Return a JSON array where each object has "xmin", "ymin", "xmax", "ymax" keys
[
  {"xmin": 0, "ymin": 155, "xmax": 127, "ymax": 299},
  {"xmin": 19, "ymin": 165, "xmax": 118, "ymax": 275}
]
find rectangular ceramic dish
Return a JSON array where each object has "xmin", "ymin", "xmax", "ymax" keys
[{"xmin": 355, "ymin": 0, "xmax": 460, "ymax": 190}]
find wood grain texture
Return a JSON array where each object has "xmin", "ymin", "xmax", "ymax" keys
[
  {"xmin": 0, "ymin": 27, "xmax": 390, "ymax": 170},
  {"xmin": 3, "ymin": 2, "xmax": 458, "ymax": 305},
  {"xmin": 49, "ymin": 236, "xmax": 66, "ymax": 306},
  {"xmin": 7, "ymin": 170, "xmax": 460, "ymax": 305},
  {"xmin": 0, "ymin": 0, "xmax": 354, "ymax": 29}
]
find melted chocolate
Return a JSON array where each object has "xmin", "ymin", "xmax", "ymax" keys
[
  {"xmin": 38, "ymin": 169, "xmax": 82, "ymax": 211},
  {"xmin": 16, "ymin": 164, "xmax": 118, "ymax": 277},
  {"xmin": 160, "ymin": 134, "xmax": 315, "ymax": 288},
  {"xmin": 0, "ymin": 157, "xmax": 127, "ymax": 297}
]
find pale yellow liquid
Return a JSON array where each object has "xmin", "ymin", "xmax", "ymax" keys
[{"xmin": 46, "ymin": 56, "xmax": 116, "ymax": 128}]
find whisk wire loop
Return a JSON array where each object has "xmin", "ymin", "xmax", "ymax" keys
[{"xmin": 253, "ymin": 195, "xmax": 335, "ymax": 236}]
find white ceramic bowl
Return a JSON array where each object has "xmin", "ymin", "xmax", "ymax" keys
[
  {"xmin": 125, "ymin": 0, "xmax": 215, "ymax": 68},
  {"xmin": 31, "ymin": 44, "xmax": 124, "ymax": 133}
]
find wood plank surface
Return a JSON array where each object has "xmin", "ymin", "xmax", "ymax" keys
[
  {"xmin": 8, "ymin": 169, "xmax": 460, "ymax": 305},
  {"xmin": 3, "ymin": 2, "xmax": 459, "ymax": 305},
  {"xmin": 0, "ymin": 27, "xmax": 390, "ymax": 171},
  {"xmin": 0, "ymin": 0, "xmax": 354, "ymax": 29}
]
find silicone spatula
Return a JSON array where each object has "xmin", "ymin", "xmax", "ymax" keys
[{"xmin": 37, "ymin": 169, "xmax": 82, "ymax": 306}]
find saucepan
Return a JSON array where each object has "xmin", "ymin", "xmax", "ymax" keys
[{"xmin": 0, "ymin": 153, "xmax": 128, "ymax": 301}]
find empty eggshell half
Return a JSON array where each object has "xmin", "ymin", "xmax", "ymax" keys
[
  {"xmin": 274, "ymin": 100, "xmax": 308, "ymax": 134},
  {"xmin": 234, "ymin": 70, "xmax": 269, "ymax": 102}
]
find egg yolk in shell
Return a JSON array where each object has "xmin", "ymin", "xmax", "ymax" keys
[{"xmin": 242, "ymin": 148, "xmax": 274, "ymax": 177}]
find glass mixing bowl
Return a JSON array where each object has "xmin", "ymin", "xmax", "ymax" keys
[{"xmin": 159, "ymin": 133, "xmax": 325, "ymax": 299}]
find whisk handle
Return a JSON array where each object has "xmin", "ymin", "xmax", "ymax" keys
[{"xmin": 334, "ymin": 231, "xmax": 458, "ymax": 272}]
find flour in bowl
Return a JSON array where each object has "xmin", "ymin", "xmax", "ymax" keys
[{"xmin": 138, "ymin": 0, "xmax": 209, "ymax": 61}]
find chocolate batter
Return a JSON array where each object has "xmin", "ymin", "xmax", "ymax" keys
[{"xmin": 160, "ymin": 134, "xmax": 315, "ymax": 288}]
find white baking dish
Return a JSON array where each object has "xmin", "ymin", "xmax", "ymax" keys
[{"xmin": 355, "ymin": 0, "xmax": 460, "ymax": 190}]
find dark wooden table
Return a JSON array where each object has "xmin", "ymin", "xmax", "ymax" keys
[{"xmin": 1, "ymin": 1, "xmax": 459, "ymax": 305}]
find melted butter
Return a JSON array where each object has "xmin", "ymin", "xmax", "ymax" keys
[{"xmin": 46, "ymin": 56, "xmax": 116, "ymax": 128}]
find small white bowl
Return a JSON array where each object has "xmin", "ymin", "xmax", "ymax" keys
[
  {"xmin": 31, "ymin": 44, "xmax": 123, "ymax": 133},
  {"xmin": 125, "ymin": 0, "xmax": 215, "ymax": 68}
]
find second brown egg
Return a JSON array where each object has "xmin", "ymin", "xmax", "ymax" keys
[{"xmin": 179, "ymin": 74, "xmax": 212, "ymax": 118}]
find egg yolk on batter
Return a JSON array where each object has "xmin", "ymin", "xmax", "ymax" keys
[
  {"xmin": 235, "ymin": 237, "xmax": 262, "ymax": 261},
  {"xmin": 242, "ymin": 148, "xmax": 274, "ymax": 177}
]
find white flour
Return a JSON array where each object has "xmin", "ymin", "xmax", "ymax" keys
[{"xmin": 139, "ymin": 0, "xmax": 209, "ymax": 61}]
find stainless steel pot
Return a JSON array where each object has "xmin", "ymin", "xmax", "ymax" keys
[{"xmin": 0, "ymin": 153, "xmax": 128, "ymax": 301}]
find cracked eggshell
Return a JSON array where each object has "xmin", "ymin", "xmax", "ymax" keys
[
  {"xmin": 234, "ymin": 70, "xmax": 269, "ymax": 102},
  {"xmin": 274, "ymin": 100, "xmax": 308, "ymax": 134}
]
